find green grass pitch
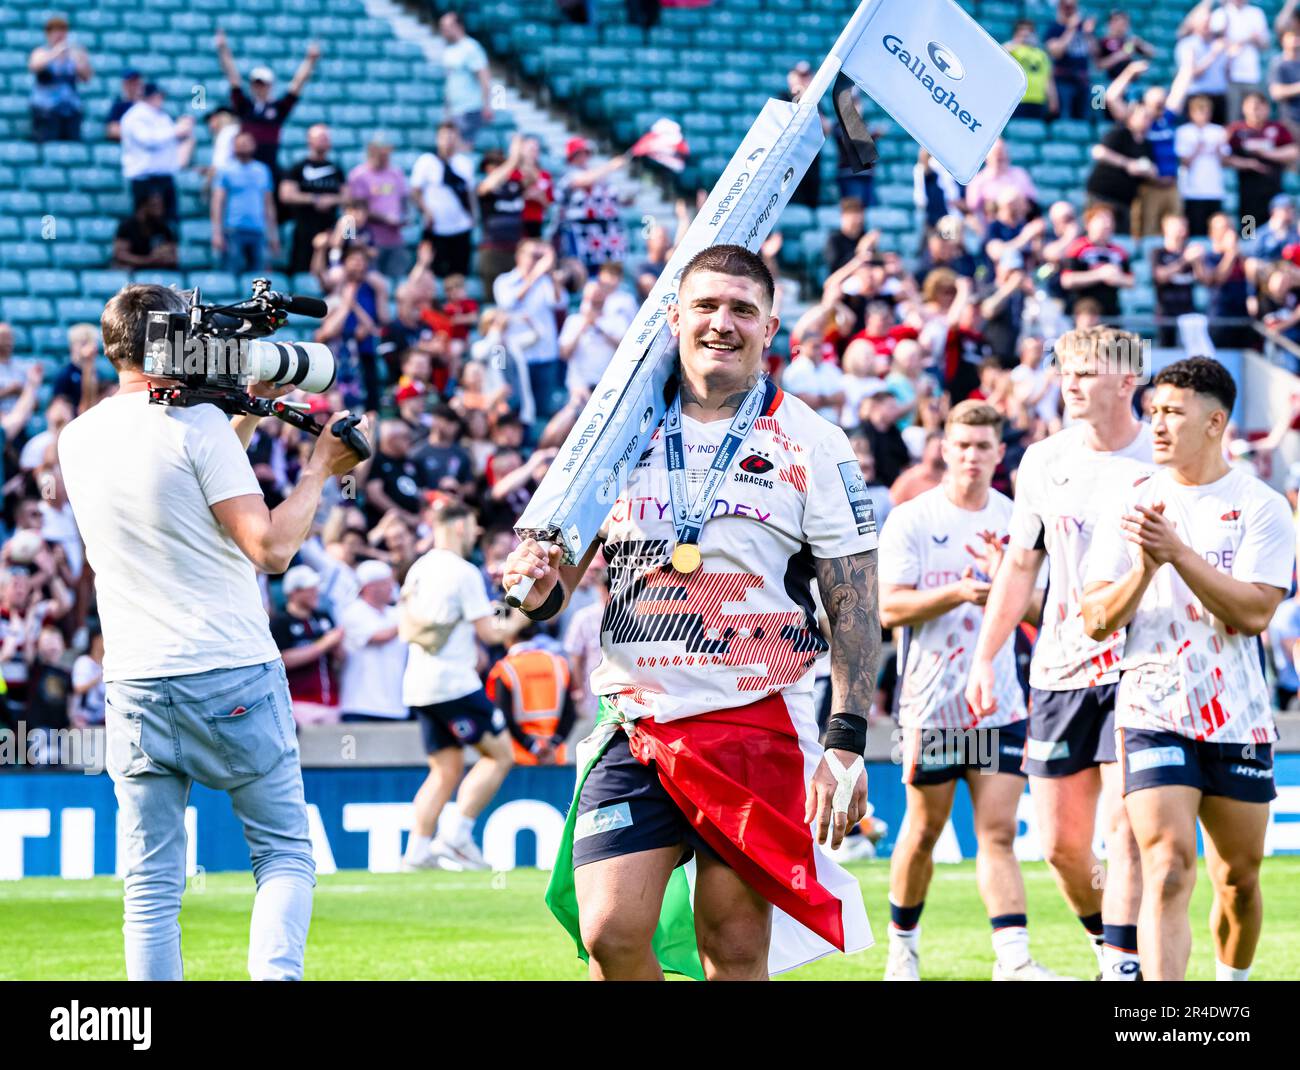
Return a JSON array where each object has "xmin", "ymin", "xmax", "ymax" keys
[{"xmin": 4, "ymin": 859, "xmax": 1299, "ymax": 980}]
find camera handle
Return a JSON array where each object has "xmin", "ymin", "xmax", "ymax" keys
[{"xmin": 148, "ymin": 383, "xmax": 372, "ymax": 461}]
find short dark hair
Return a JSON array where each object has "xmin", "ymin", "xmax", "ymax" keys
[
  {"xmin": 101, "ymin": 284, "xmax": 187, "ymax": 371},
  {"xmin": 434, "ymin": 501, "xmax": 475, "ymax": 527},
  {"xmin": 678, "ymin": 244, "xmax": 774, "ymax": 307},
  {"xmin": 430, "ymin": 402, "xmax": 463, "ymax": 429},
  {"xmin": 839, "ymin": 196, "xmax": 864, "ymax": 214},
  {"xmin": 1153, "ymin": 356, "xmax": 1237, "ymax": 413}
]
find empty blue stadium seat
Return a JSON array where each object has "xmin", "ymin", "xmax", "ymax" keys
[
  {"xmin": 79, "ymin": 270, "xmax": 132, "ymax": 299},
  {"xmin": 0, "ymin": 242, "xmax": 50, "ymax": 268},
  {"xmin": 1, "ymin": 297, "xmax": 54, "ymax": 324}
]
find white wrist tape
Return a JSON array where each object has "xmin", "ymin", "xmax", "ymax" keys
[{"xmin": 824, "ymin": 751, "xmax": 865, "ymax": 816}]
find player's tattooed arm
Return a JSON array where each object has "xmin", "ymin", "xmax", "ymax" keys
[{"xmin": 816, "ymin": 548, "xmax": 882, "ymax": 718}]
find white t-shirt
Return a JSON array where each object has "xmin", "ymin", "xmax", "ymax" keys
[
  {"xmin": 589, "ymin": 384, "xmax": 879, "ymax": 722},
  {"xmin": 20, "ymin": 429, "xmax": 54, "ymax": 471},
  {"xmin": 1008, "ymin": 421, "xmax": 1154, "ymax": 691},
  {"xmin": 564, "ymin": 597, "xmax": 605, "ymax": 718},
  {"xmin": 1209, "ymin": 3, "xmax": 1269, "ymax": 84},
  {"xmin": 879, "ymin": 484, "xmax": 1026, "ymax": 729},
  {"xmin": 493, "ymin": 268, "xmax": 565, "ymax": 365},
  {"xmin": 780, "ymin": 357, "xmax": 844, "ymax": 424},
  {"xmin": 409, "ymin": 152, "xmax": 475, "ymax": 236},
  {"xmin": 1009, "ymin": 363, "xmax": 1060, "ymax": 426},
  {"xmin": 40, "ymin": 500, "xmax": 82, "ymax": 580},
  {"xmin": 840, "ymin": 374, "xmax": 887, "ymax": 429},
  {"xmin": 400, "ymin": 548, "xmax": 493, "ymax": 706},
  {"xmin": 442, "ymin": 35, "xmax": 488, "ymax": 115},
  {"xmin": 560, "ymin": 301, "xmax": 634, "ymax": 391},
  {"xmin": 339, "ymin": 598, "xmax": 408, "ymax": 718},
  {"xmin": 1176, "ymin": 34, "xmax": 1231, "ymax": 96},
  {"xmin": 212, "ymin": 123, "xmax": 237, "ymax": 175},
  {"xmin": 1175, "ymin": 123, "xmax": 1229, "ymax": 200},
  {"xmin": 0, "ymin": 358, "xmax": 31, "ymax": 415},
  {"xmin": 1086, "ymin": 466, "xmax": 1294, "ymax": 743},
  {"xmin": 71, "ymin": 654, "xmax": 106, "ymax": 724},
  {"xmin": 58, "ymin": 391, "xmax": 279, "ymax": 683},
  {"xmin": 119, "ymin": 101, "xmax": 181, "ymax": 180}
]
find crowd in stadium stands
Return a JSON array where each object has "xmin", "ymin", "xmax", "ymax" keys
[{"xmin": 9, "ymin": 3, "xmax": 1300, "ymax": 766}]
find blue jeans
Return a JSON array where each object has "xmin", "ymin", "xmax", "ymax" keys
[
  {"xmin": 527, "ymin": 357, "xmax": 568, "ymax": 426},
  {"xmin": 106, "ymin": 659, "xmax": 315, "ymax": 980},
  {"xmin": 223, "ymin": 228, "xmax": 267, "ymax": 274}
]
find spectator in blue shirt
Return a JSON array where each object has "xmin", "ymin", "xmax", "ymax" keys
[{"xmin": 211, "ymin": 132, "xmax": 279, "ymax": 274}]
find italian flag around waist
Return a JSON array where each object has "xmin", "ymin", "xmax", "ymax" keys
[{"xmin": 545, "ymin": 697, "xmax": 873, "ymax": 978}]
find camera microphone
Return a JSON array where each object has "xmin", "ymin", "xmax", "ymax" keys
[{"xmin": 268, "ymin": 292, "xmax": 329, "ymax": 318}]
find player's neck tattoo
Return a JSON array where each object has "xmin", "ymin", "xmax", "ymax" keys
[{"xmin": 679, "ymin": 371, "xmax": 761, "ymax": 421}]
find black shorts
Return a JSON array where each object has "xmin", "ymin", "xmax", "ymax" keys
[
  {"xmin": 1024, "ymin": 684, "xmax": 1117, "ymax": 777},
  {"xmin": 902, "ymin": 720, "xmax": 1028, "ymax": 786},
  {"xmin": 1119, "ymin": 728, "xmax": 1276, "ymax": 803},
  {"xmin": 572, "ymin": 733, "xmax": 721, "ymax": 869},
  {"xmin": 424, "ymin": 228, "xmax": 473, "ymax": 278},
  {"xmin": 411, "ymin": 689, "xmax": 503, "ymax": 754}
]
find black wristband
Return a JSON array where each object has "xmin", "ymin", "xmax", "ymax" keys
[
  {"xmin": 520, "ymin": 583, "xmax": 564, "ymax": 622},
  {"xmin": 823, "ymin": 713, "xmax": 868, "ymax": 756}
]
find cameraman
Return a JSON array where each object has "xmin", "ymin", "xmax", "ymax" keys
[{"xmin": 57, "ymin": 284, "xmax": 371, "ymax": 981}]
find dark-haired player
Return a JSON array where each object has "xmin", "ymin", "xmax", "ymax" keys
[
  {"xmin": 1084, "ymin": 357, "xmax": 1294, "ymax": 981},
  {"xmin": 968, "ymin": 326, "xmax": 1151, "ymax": 980},
  {"xmin": 505, "ymin": 244, "xmax": 879, "ymax": 980}
]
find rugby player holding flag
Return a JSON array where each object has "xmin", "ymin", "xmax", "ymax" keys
[
  {"xmin": 1083, "ymin": 358, "xmax": 1294, "ymax": 982},
  {"xmin": 504, "ymin": 246, "xmax": 880, "ymax": 979}
]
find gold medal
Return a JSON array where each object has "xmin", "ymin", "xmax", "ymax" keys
[{"xmin": 671, "ymin": 542, "xmax": 702, "ymax": 573}]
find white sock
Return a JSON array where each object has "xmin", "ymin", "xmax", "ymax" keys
[
  {"xmin": 405, "ymin": 832, "xmax": 432, "ymax": 861},
  {"xmin": 1102, "ymin": 943, "xmax": 1141, "ymax": 981},
  {"xmin": 991, "ymin": 926, "xmax": 1031, "ymax": 971},
  {"xmin": 1090, "ymin": 933, "xmax": 1106, "ymax": 973},
  {"xmin": 438, "ymin": 805, "xmax": 475, "ymax": 847},
  {"xmin": 1216, "ymin": 960, "xmax": 1251, "ymax": 981},
  {"xmin": 889, "ymin": 923, "xmax": 920, "ymax": 951}
]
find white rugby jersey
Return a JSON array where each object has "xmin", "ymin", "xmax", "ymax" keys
[
  {"xmin": 879, "ymin": 484, "xmax": 1026, "ymax": 729},
  {"xmin": 1008, "ymin": 421, "xmax": 1154, "ymax": 690},
  {"xmin": 1086, "ymin": 466, "xmax": 1295, "ymax": 743},
  {"xmin": 589, "ymin": 382, "xmax": 879, "ymax": 722}
]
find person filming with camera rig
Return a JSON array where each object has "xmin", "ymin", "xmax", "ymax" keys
[{"xmin": 57, "ymin": 283, "xmax": 372, "ymax": 981}]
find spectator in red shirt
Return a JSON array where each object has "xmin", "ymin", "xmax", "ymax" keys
[
  {"xmin": 516, "ymin": 134, "xmax": 553, "ymax": 239},
  {"xmin": 441, "ymin": 274, "xmax": 480, "ymax": 367},
  {"xmin": 1226, "ymin": 91, "xmax": 1300, "ymax": 229},
  {"xmin": 270, "ymin": 565, "xmax": 344, "ymax": 727},
  {"xmin": 1060, "ymin": 203, "xmax": 1135, "ymax": 317},
  {"xmin": 844, "ymin": 301, "xmax": 918, "ymax": 369}
]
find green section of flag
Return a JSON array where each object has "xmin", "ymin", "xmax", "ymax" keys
[{"xmin": 544, "ymin": 699, "xmax": 705, "ymax": 980}]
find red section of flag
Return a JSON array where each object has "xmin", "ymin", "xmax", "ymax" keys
[{"xmin": 625, "ymin": 695, "xmax": 847, "ymax": 951}]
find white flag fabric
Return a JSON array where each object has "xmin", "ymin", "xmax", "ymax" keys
[{"xmin": 840, "ymin": 0, "xmax": 1027, "ymax": 183}]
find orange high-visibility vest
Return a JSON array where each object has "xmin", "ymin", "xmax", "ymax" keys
[{"xmin": 486, "ymin": 649, "xmax": 571, "ymax": 765}]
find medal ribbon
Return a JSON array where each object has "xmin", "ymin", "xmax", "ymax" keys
[{"xmin": 663, "ymin": 377, "xmax": 768, "ymax": 549}]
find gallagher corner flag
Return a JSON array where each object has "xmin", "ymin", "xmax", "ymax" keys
[{"xmin": 507, "ymin": 0, "xmax": 1024, "ymax": 602}]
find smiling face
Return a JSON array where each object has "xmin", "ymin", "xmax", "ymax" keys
[
  {"xmin": 668, "ymin": 269, "xmax": 777, "ymax": 391},
  {"xmin": 1148, "ymin": 383, "xmax": 1227, "ymax": 467}
]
